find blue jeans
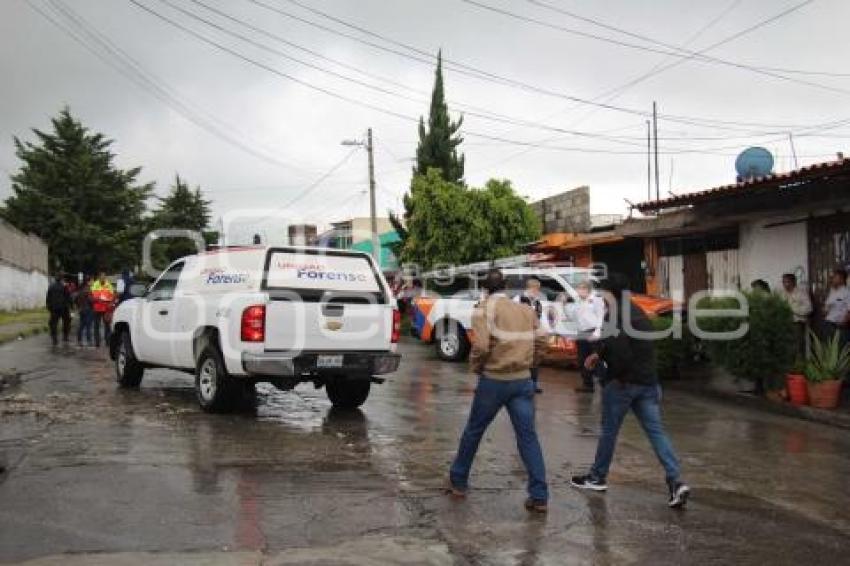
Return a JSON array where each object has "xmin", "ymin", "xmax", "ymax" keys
[
  {"xmin": 77, "ymin": 310, "xmax": 93, "ymax": 344},
  {"xmin": 450, "ymin": 375, "xmax": 548, "ymax": 501},
  {"xmin": 590, "ymin": 381, "xmax": 681, "ymax": 487}
]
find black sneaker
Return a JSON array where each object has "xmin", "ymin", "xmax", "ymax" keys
[
  {"xmin": 570, "ymin": 474, "xmax": 608, "ymax": 492},
  {"xmin": 668, "ymin": 482, "xmax": 691, "ymax": 508}
]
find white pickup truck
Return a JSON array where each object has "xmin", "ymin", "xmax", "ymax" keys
[{"xmin": 109, "ymin": 246, "xmax": 401, "ymax": 412}]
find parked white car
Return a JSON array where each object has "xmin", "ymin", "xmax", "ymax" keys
[{"xmin": 109, "ymin": 246, "xmax": 401, "ymax": 412}]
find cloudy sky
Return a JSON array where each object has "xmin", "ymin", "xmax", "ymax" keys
[{"xmin": 1, "ymin": 0, "xmax": 848, "ymax": 239}]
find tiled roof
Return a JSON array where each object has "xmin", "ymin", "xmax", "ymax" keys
[{"xmin": 635, "ymin": 157, "xmax": 850, "ymax": 213}]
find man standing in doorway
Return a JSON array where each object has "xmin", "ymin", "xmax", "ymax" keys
[
  {"xmin": 823, "ymin": 267, "xmax": 850, "ymax": 346},
  {"xmin": 571, "ymin": 273, "xmax": 690, "ymax": 508},
  {"xmin": 90, "ymin": 272, "xmax": 115, "ymax": 348},
  {"xmin": 778, "ymin": 273, "xmax": 812, "ymax": 357},
  {"xmin": 45, "ymin": 274, "xmax": 71, "ymax": 346},
  {"xmin": 447, "ymin": 269, "xmax": 549, "ymax": 513}
]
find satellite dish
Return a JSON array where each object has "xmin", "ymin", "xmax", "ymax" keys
[{"xmin": 735, "ymin": 147, "xmax": 774, "ymax": 181}]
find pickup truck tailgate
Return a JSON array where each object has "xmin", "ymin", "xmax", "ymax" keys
[{"xmin": 264, "ymin": 301, "xmax": 392, "ymax": 352}]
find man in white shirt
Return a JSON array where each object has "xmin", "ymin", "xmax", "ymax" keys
[
  {"xmin": 778, "ymin": 273, "xmax": 812, "ymax": 357},
  {"xmin": 571, "ymin": 280, "xmax": 605, "ymax": 393},
  {"xmin": 823, "ymin": 268, "xmax": 850, "ymax": 346}
]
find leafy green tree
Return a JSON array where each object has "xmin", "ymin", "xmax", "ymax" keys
[
  {"xmin": 149, "ymin": 174, "xmax": 215, "ymax": 267},
  {"xmin": 390, "ymin": 50, "xmax": 465, "ymax": 256},
  {"xmin": 402, "ymin": 170, "xmax": 540, "ymax": 269},
  {"xmin": 1, "ymin": 107, "xmax": 152, "ymax": 274}
]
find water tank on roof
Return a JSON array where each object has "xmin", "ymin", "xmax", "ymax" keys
[{"xmin": 735, "ymin": 147, "xmax": 774, "ymax": 181}]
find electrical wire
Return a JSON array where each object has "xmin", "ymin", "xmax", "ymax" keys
[
  {"xmin": 124, "ymin": 0, "xmax": 850, "ymax": 158},
  {"xmin": 267, "ymin": 0, "xmax": 850, "ymax": 132},
  {"xmin": 29, "ymin": 0, "xmax": 319, "ymax": 176},
  {"xmin": 525, "ymin": 0, "xmax": 850, "ymax": 78},
  {"xmin": 460, "ymin": 0, "xmax": 850, "ymax": 96}
]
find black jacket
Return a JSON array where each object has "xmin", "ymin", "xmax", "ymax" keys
[
  {"xmin": 595, "ymin": 299, "xmax": 657, "ymax": 386},
  {"xmin": 46, "ymin": 281, "xmax": 71, "ymax": 312}
]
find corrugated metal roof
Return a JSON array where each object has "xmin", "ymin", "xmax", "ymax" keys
[{"xmin": 636, "ymin": 157, "xmax": 850, "ymax": 212}]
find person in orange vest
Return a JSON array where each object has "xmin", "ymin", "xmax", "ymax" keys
[{"xmin": 90, "ymin": 272, "xmax": 115, "ymax": 348}]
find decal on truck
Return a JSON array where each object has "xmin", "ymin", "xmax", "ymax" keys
[
  {"xmin": 202, "ymin": 268, "xmax": 249, "ymax": 285},
  {"xmin": 267, "ymin": 252, "xmax": 380, "ymax": 292}
]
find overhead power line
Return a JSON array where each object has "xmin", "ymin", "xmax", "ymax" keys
[
  {"xmin": 268, "ymin": 0, "xmax": 849, "ymax": 132},
  {"xmin": 460, "ymin": 0, "xmax": 850, "ymax": 96},
  {"xmin": 525, "ymin": 0, "xmax": 850, "ymax": 79},
  {"xmin": 29, "ymin": 0, "xmax": 319, "ymax": 176},
  {"xmin": 126, "ymin": 0, "xmax": 849, "ymax": 158}
]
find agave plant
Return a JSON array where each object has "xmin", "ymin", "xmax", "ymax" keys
[{"xmin": 805, "ymin": 330, "xmax": 850, "ymax": 383}]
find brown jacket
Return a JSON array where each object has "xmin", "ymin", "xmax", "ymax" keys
[{"xmin": 469, "ymin": 294, "xmax": 547, "ymax": 380}]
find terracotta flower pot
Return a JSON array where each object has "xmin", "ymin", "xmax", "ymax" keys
[
  {"xmin": 807, "ymin": 380, "xmax": 842, "ymax": 409},
  {"xmin": 786, "ymin": 373, "xmax": 808, "ymax": 406}
]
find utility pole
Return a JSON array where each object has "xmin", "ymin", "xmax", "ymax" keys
[
  {"xmin": 653, "ymin": 101, "xmax": 660, "ymax": 203},
  {"xmin": 342, "ymin": 129, "xmax": 380, "ymax": 266},
  {"xmin": 646, "ymin": 119, "xmax": 652, "ymax": 203},
  {"xmin": 788, "ymin": 132, "xmax": 799, "ymax": 169},
  {"xmin": 366, "ymin": 128, "xmax": 379, "ymax": 266}
]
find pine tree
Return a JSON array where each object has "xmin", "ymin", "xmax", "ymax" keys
[
  {"xmin": 150, "ymin": 174, "xmax": 214, "ymax": 266},
  {"xmin": 1, "ymin": 107, "xmax": 152, "ymax": 274}
]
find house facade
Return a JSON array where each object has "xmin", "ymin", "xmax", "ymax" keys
[{"xmin": 623, "ymin": 157, "xmax": 850, "ymax": 305}]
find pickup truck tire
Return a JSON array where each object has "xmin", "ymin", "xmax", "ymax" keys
[
  {"xmin": 435, "ymin": 320, "xmax": 470, "ymax": 362},
  {"xmin": 116, "ymin": 330, "xmax": 144, "ymax": 388},
  {"xmin": 195, "ymin": 345, "xmax": 238, "ymax": 413},
  {"xmin": 326, "ymin": 378, "xmax": 371, "ymax": 409}
]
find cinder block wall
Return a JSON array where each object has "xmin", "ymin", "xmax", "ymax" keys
[{"xmin": 0, "ymin": 220, "xmax": 49, "ymax": 311}]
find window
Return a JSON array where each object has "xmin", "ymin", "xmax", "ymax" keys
[
  {"xmin": 148, "ymin": 261, "xmax": 184, "ymax": 301},
  {"xmin": 537, "ymin": 275, "xmax": 565, "ymax": 301}
]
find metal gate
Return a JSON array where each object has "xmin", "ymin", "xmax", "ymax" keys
[{"xmin": 808, "ymin": 212, "xmax": 850, "ymax": 302}]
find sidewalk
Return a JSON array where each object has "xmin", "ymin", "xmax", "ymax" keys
[
  {"xmin": 0, "ymin": 309, "xmax": 48, "ymax": 345},
  {"xmin": 672, "ymin": 364, "xmax": 850, "ymax": 430}
]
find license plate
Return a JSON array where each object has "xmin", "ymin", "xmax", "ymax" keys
[{"xmin": 317, "ymin": 354, "xmax": 343, "ymax": 368}]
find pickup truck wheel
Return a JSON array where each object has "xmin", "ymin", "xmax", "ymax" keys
[
  {"xmin": 326, "ymin": 379, "xmax": 371, "ymax": 409},
  {"xmin": 116, "ymin": 331, "xmax": 144, "ymax": 388},
  {"xmin": 435, "ymin": 320, "xmax": 470, "ymax": 362},
  {"xmin": 195, "ymin": 346, "xmax": 237, "ymax": 413}
]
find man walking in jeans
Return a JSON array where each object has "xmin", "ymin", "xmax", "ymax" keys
[
  {"xmin": 571, "ymin": 274, "xmax": 691, "ymax": 508},
  {"xmin": 447, "ymin": 269, "xmax": 549, "ymax": 513}
]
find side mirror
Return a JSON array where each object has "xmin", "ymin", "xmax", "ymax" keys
[{"xmin": 130, "ymin": 283, "xmax": 148, "ymax": 298}]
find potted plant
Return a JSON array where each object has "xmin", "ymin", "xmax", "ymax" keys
[
  {"xmin": 785, "ymin": 357, "xmax": 808, "ymax": 406},
  {"xmin": 804, "ymin": 330, "xmax": 850, "ymax": 409}
]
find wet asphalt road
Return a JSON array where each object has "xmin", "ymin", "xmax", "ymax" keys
[{"xmin": 1, "ymin": 335, "xmax": 849, "ymax": 565}]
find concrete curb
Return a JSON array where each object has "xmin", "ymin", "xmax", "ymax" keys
[{"xmin": 670, "ymin": 380, "xmax": 850, "ymax": 430}]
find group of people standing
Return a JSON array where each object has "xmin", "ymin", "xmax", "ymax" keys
[
  {"xmin": 447, "ymin": 269, "xmax": 689, "ymax": 514},
  {"xmin": 45, "ymin": 270, "xmax": 134, "ymax": 348},
  {"xmin": 762, "ymin": 267, "xmax": 850, "ymax": 356},
  {"xmin": 515, "ymin": 277, "xmax": 606, "ymax": 394}
]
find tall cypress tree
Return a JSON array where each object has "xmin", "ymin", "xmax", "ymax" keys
[
  {"xmin": 413, "ymin": 50, "xmax": 465, "ymax": 183},
  {"xmin": 390, "ymin": 50, "xmax": 464, "ymax": 261}
]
